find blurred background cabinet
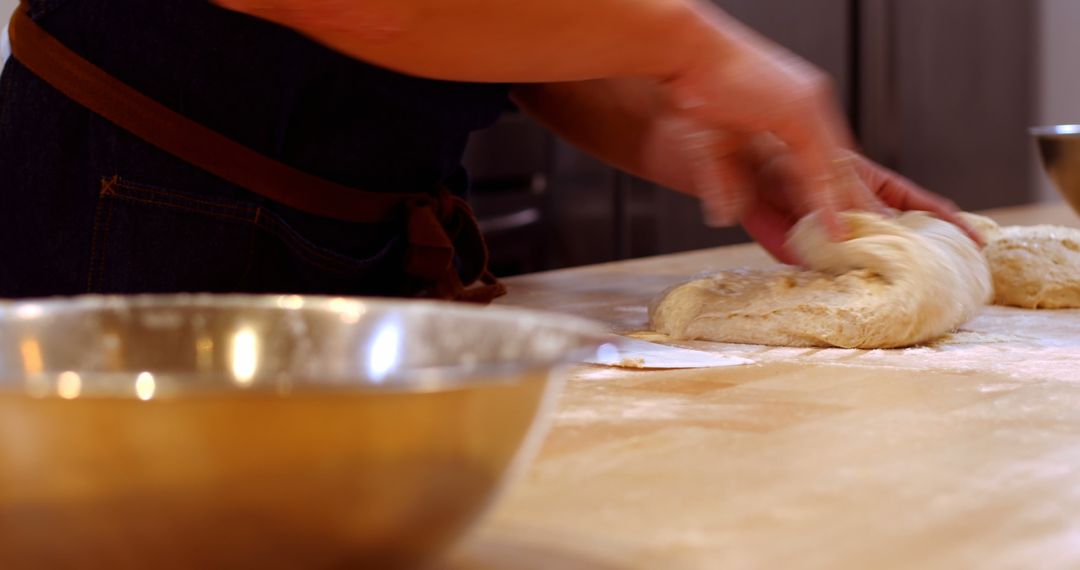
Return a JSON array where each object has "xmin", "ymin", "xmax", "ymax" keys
[{"xmin": 466, "ymin": 0, "xmax": 1038, "ymax": 275}]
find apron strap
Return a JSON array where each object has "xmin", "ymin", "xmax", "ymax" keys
[{"xmin": 8, "ymin": 4, "xmax": 505, "ymax": 303}]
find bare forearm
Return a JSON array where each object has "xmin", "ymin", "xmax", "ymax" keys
[
  {"xmin": 215, "ymin": 0, "xmax": 883, "ymax": 243},
  {"xmin": 512, "ymin": 80, "xmax": 694, "ymax": 191},
  {"xmin": 213, "ymin": 0, "xmax": 727, "ymax": 82}
]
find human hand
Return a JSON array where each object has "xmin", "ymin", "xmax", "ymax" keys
[
  {"xmin": 642, "ymin": 115, "xmax": 978, "ymax": 264},
  {"xmin": 658, "ymin": 9, "xmax": 880, "ymax": 240},
  {"xmin": 647, "ymin": 9, "xmax": 979, "ymax": 262},
  {"xmin": 732, "ymin": 138, "xmax": 982, "ymax": 264}
]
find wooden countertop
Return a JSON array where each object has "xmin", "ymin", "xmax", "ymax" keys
[{"xmin": 447, "ymin": 202, "xmax": 1080, "ymax": 570}]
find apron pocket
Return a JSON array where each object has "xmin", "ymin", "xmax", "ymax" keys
[
  {"xmin": 88, "ymin": 176, "xmax": 404, "ymax": 295},
  {"xmin": 246, "ymin": 205, "xmax": 406, "ymax": 296}
]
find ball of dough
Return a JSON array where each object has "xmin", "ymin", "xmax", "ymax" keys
[
  {"xmin": 649, "ymin": 212, "xmax": 992, "ymax": 349},
  {"xmin": 959, "ymin": 214, "xmax": 1080, "ymax": 309}
]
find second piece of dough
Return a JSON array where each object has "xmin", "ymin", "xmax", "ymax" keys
[
  {"xmin": 960, "ymin": 213, "xmax": 1080, "ymax": 308},
  {"xmin": 649, "ymin": 212, "xmax": 992, "ymax": 349}
]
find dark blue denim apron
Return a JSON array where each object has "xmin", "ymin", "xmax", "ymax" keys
[{"xmin": 0, "ymin": 0, "xmax": 509, "ymax": 299}]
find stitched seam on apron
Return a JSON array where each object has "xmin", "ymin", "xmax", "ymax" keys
[
  {"xmin": 103, "ymin": 177, "xmax": 390, "ymax": 276},
  {"xmin": 88, "ymin": 187, "xmax": 117, "ymax": 293},
  {"xmin": 108, "ymin": 180, "xmax": 393, "ymax": 272},
  {"xmin": 254, "ymin": 213, "xmax": 394, "ymax": 274},
  {"xmin": 110, "ymin": 178, "xmax": 259, "ymax": 220},
  {"xmin": 86, "ymin": 177, "xmax": 116, "ymax": 292},
  {"xmin": 237, "ymin": 207, "xmax": 260, "ymax": 287},
  {"xmin": 106, "ymin": 193, "xmax": 255, "ymax": 225}
]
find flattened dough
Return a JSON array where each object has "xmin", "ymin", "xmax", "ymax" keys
[
  {"xmin": 649, "ymin": 212, "xmax": 991, "ymax": 349},
  {"xmin": 960, "ymin": 213, "xmax": 1080, "ymax": 308}
]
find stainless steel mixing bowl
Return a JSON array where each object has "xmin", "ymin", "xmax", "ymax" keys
[
  {"xmin": 1032, "ymin": 124, "xmax": 1080, "ymax": 215},
  {"xmin": 0, "ymin": 295, "xmax": 605, "ymax": 568}
]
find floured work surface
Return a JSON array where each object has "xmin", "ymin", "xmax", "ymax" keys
[
  {"xmin": 448, "ymin": 204, "xmax": 1080, "ymax": 570},
  {"xmin": 632, "ymin": 305, "xmax": 1080, "ymax": 383}
]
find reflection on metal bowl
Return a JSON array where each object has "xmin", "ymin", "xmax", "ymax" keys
[
  {"xmin": 0, "ymin": 295, "xmax": 605, "ymax": 568},
  {"xmin": 1032, "ymin": 125, "xmax": 1080, "ymax": 216}
]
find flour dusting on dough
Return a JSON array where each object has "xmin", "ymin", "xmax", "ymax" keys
[
  {"xmin": 960, "ymin": 213, "xmax": 1080, "ymax": 309},
  {"xmin": 649, "ymin": 212, "xmax": 992, "ymax": 349}
]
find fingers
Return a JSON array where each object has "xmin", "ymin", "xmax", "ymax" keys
[
  {"xmin": 804, "ymin": 181, "xmax": 847, "ymax": 240},
  {"xmin": 667, "ymin": 47, "xmax": 866, "ymax": 241},
  {"xmin": 740, "ymin": 198, "xmax": 801, "ymax": 264},
  {"xmin": 768, "ymin": 146, "xmax": 875, "ymax": 241},
  {"xmin": 767, "ymin": 81, "xmax": 861, "ymax": 240},
  {"xmin": 668, "ymin": 117, "xmax": 752, "ymax": 226},
  {"xmin": 781, "ymin": 129, "xmax": 845, "ymax": 238},
  {"xmin": 751, "ymin": 95, "xmax": 880, "ymax": 241},
  {"xmin": 748, "ymin": 135, "xmax": 882, "ymax": 243},
  {"xmin": 942, "ymin": 211, "xmax": 986, "ymax": 247},
  {"xmin": 852, "ymin": 156, "xmax": 985, "ymax": 246},
  {"xmin": 701, "ymin": 152, "xmax": 754, "ymax": 227},
  {"xmin": 836, "ymin": 153, "xmax": 889, "ymax": 215}
]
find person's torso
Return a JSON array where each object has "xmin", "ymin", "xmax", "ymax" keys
[
  {"xmin": 0, "ymin": 0, "xmax": 511, "ymax": 298},
  {"xmin": 24, "ymin": 0, "xmax": 511, "ymax": 195}
]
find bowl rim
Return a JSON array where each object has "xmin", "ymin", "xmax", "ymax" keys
[
  {"xmin": 1030, "ymin": 124, "xmax": 1080, "ymax": 137},
  {"xmin": 0, "ymin": 294, "xmax": 610, "ymax": 397}
]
